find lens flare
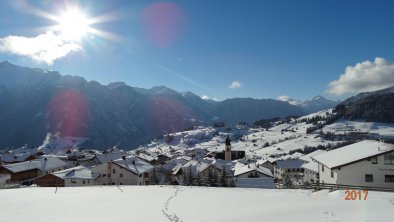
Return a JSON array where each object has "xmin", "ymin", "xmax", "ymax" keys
[
  {"xmin": 48, "ymin": 90, "xmax": 90, "ymax": 138},
  {"xmin": 142, "ymin": 2, "xmax": 186, "ymax": 47}
]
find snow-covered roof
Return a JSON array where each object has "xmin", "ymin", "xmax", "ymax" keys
[
  {"xmin": 181, "ymin": 160, "xmax": 211, "ymax": 176},
  {"xmin": 234, "ymin": 163, "xmax": 273, "ymax": 177},
  {"xmin": 299, "ymin": 150, "xmax": 327, "ymax": 163},
  {"xmin": 1, "ymin": 152, "xmax": 35, "ymax": 163},
  {"xmin": 301, "ymin": 161, "xmax": 319, "ymax": 172},
  {"xmin": 137, "ymin": 153, "xmax": 158, "ymax": 162},
  {"xmin": 312, "ymin": 140, "xmax": 394, "ymax": 169},
  {"xmin": 95, "ymin": 153, "xmax": 125, "ymax": 164},
  {"xmin": 276, "ymin": 159, "xmax": 304, "ymax": 169},
  {"xmin": 113, "ymin": 156, "xmax": 154, "ymax": 175},
  {"xmin": 52, "ymin": 166, "xmax": 100, "ymax": 180},
  {"xmin": 2, "ymin": 157, "xmax": 68, "ymax": 173}
]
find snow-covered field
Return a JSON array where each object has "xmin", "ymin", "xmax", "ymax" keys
[
  {"xmin": 323, "ymin": 120, "xmax": 394, "ymax": 138},
  {"xmin": 1, "ymin": 186, "xmax": 393, "ymax": 222}
]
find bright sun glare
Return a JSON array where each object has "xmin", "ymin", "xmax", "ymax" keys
[{"xmin": 55, "ymin": 9, "xmax": 90, "ymax": 40}]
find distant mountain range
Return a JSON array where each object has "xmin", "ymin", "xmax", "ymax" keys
[
  {"xmin": 277, "ymin": 95, "xmax": 340, "ymax": 114},
  {"xmin": 0, "ymin": 61, "xmax": 306, "ymax": 149}
]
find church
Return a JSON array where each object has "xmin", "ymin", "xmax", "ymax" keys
[{"xmin": 210, "ymin": 135, "xmax": 246, "ymax": 161}]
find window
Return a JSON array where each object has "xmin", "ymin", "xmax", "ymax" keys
[
  {"xmin": 83, "ymin": 180, "xmax": 85, "ymax": 184},
  {"xmin": 139, "ymin": 174, "xmax": 142, "ymax": 178},
  {"xmin": 365, "ymin": 174, "xmax": 373, "ymax": 182},
  {"xmin": 120, "ymin": 173, "xmax": 123, "ymax": 178},
  {"xmin": 330, "ymin": 170, "xmax": 334, "ymax": 178},
  {"xmin": 371, "ymin": 157, "xmax": 377, "ymax": 164},
  {"xmin": 71, "ymin": 179, "xmax": 76, "ymax": 183},
  {"xmin": 321, "ymin": 165, "xmax": 324, "ymax": 172},
  {"xmin": 384, "ymin": 153, "xmax": 394, "ymax": 165},
  {"xmin": 113, "ymin": 169, "xmax": 116, "ymax": 174},
  {"xmin": 103, "ymin": 174, "xmax": 106, "ymax": 177},
  {"xmin": 385, "ymin": 175, "xmax": 394, "ymax": 183}
]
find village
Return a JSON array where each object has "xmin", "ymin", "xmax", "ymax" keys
[{"xmin": 1, "ymin": 110, "xmax": 394, "ymax": 191}]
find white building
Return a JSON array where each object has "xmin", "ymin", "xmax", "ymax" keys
[
  {"xmin": 274, "ymin": 159, "xmax": 304, "ymax": 180},
  {"xmin": 312, "ymin": 140, "xmax": 394, "ymax": 188},
  {"xmin": 299, "ymin": 150, "xmax": 327, "ymax": 184},
  {"xmin": 234, "ymin": 163, "xmax": 275, "ymax": 189},
  {"xmin": 92, "ymin": 155, "xmax": 154, "ymax": 185},
  {"xmin": 35, "ymin": 166, "xmax": 100, "ymax": 187}
]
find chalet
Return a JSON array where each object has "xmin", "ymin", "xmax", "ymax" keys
[
  {"xmin": 0, "ymin": 157, "xmax": 68, "ymax": 184},
  {"xmin": 299, "ymin": 150, "xmax": 327, "ymax": 184},
  {"xmin": 274, "ymin": 159, "xmax": 304, "ymax": 180},
  {"xmin": 234, "ymin": 163, "xmax": 275, "ymax": 189},
  {"xmin": 35, "ymin": 166, "xmax": 100, "ymax": 187},
  {"xmin": 92, "ymin": 155, "xmax": 154, "ymax": 185},
  {"xmin": 312, "ymin": 140, "xmax": 394, "ymax": 188}
]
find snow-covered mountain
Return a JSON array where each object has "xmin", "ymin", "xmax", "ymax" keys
[
  {"xmin": 0, "ymin": 61, "xmax": 304, "ymax": 149},
  {"xmin": 338, "ymin": 85, "xmax": 394, "ymax": 123},
  {"xmin": 278, "ymin": 95, "xmax": 339, "ymax": 114}
]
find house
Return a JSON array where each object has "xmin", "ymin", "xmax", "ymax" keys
[
  {"xmin": 181, "ymin": 159, "xmax": 229, "ymax": 186},
  {"xmin": 34, "ymin": 166, "xmax": 100, "ymax": 187},
  {"xmin": 160, "ymin": 157, "xmax": 191, "ymax": 184},
  {"xmin": 93, "ymin": 152, "xmax": 126, "ymax": 165},
  {"xmin": 312, "ymin": 140, "xmax": 394, "ymax": 188},
  {"xmin": 0, "ymin": 152, "xmax": 37, "ymax": 164},
  {"xmin": 233, "ymin": 163, "xmax": 275, "ymax": 189},
  {"xmin": 274, "ymin": 159, "xmax": 304, "ymax": 180},
  {"xmin": 0, "ymin": 174, "xmax": 11, "ymax": 189},
  {"xmin": 0, "ymin": 157, "xmax": 68, "ymax": 184},
  {"xmin": 137, "ymin": 152, "xmax": 159, "ymax": 165},
  {"xmin": 299, "ymin": 150, "xmax": 327, "ymax": 184},
  {"xmin": 92, "ymin": 155, "xmax": 154, "ymax": 185}
]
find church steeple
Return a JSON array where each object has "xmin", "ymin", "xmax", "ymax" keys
[{"xmin": 225, "ymin": 135, "xmax": 231, "ymax": 161}]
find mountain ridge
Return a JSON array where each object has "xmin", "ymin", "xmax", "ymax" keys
[{"xmin": 0, "ymin": 61, "xmax": 305, "ymax": 149}]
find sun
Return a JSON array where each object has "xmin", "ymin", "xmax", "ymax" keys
[{"xmin": 55, "ymin": 8, "xmax": 91, "ymax": 40}]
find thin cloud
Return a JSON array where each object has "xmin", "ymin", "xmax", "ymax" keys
[
  {"xmin": 0, "ymin": 31, "xmax": 82, "ymax": 65},
  {"xmin": 327, "ymin": 57, "xmax": 394, "ymax": 96},
  {"xmin": 229, "ymin": 81, "xmax": 242, "ymax": 89},
  {"xmin": 277, "ymin": 95, "xmax": 290, "ymax": 101}
]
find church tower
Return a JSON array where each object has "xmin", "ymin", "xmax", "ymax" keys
[{"xmin": 225, "ymin": 135, "xmax": 232, "ymax": 161}]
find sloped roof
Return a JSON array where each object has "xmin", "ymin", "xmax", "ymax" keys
[
  {"xmin": 181, "ymin": 160, "xmax": 211, "ymax": 176},
  {"xmin": 95, "ymin": 153, "xmax": 125, "ymax": 164},
  {"xmin": 299, "ymin": 149, "xmax": 327, "ymax": 163},
  {"xmin": 52, "ymin": 166, "xmax": 100, "ymax": 180},
  {"xmin": 1, "ymin": 152, "xmax": 35, "ymax": 163},
  {"xmin": 312, "ymin": 140, "xmax": 394, "ymax": 169},
  {"xmin": 234, "ymin": 163, "xmax": 273, "ymax": 177},
  {"xmin": 113, "ymin": 156, "xmax": 154, "ymax": 175},
  {"xmin": 301, "ymin": 161, "xmax": 319, "ymax": 172},
  {"xmin": 2, "ymin": 157, "xmax": 68, "ymax": 173},
  {"xmin": 276, "ymin": 159, "xmax": 304, "ymax": 169},
  {"xmin": 137, "ymin": 153, "xmax": 158, "ymax": 162}
]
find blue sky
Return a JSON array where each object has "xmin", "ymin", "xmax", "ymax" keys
[{"xmin": 1, "ymin": 0, "xmax": 394, "ymax": 101}]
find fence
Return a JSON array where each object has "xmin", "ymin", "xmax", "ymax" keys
[{"xmin": 278, "ymin": 182, "xmax": 394, "ymax": 192}]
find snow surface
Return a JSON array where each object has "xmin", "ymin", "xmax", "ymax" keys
[
  {"xmin": 323, "ymin": 120, "xmax": 394, "ymax": 138},
  {"xmin": 0, "ymin": 186, "xmax": 393, "ymax": 222}
]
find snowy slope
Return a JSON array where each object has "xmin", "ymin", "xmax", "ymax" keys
[{"xmin": 0, "ymin": 186, "xmax": 393, "ymax": 222}]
